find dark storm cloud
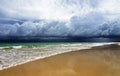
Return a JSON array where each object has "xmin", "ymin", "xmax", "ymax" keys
[{"xmin": 0, "ymin": 0, "xmax": 120, "ymax": 37}]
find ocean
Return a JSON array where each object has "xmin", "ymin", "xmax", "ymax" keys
[{"xmin": 0, "ymin": 42, "xmax": 114, "ymax": 70}]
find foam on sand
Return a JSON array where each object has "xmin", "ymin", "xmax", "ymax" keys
[{"xmin": 0, "ymin": 43, "xmax": 115, "ymax": 70}]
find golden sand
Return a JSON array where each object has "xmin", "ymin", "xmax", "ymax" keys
[{"xmin": 0, "ymin": 44, "xmax": 120, "ymax": 76}]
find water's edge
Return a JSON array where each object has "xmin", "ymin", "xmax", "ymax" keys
[{"xmin": 0, "ymin": 43, "xmax": 115, "ymax": 70}]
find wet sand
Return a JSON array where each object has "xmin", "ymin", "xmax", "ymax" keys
[{"xmin": 0, "ymin": 44, "xmax": 120, "ymax": 76}]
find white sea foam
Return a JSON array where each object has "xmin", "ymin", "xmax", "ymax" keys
[
  {"xmin": 0, "ymin": 64, "xmax": 2, "ymax": 69},
  {"xmin": 0, "ymin": 43, "xmax": 115, "ymax": 70},
  {"xmin": 0, "ymin": 46, "xmax": 23, "ymax": 50},
  {"xmin": 12, "ymin": 46, "xmax": 23, "ymax": 49}
]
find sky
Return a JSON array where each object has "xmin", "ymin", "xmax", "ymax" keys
[{"xmin": 0, "ymin": 0, "xmax": 120, "ymax": 37}]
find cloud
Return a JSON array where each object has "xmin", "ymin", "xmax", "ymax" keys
[
  {"xmin": 0, "ymin": 0, "xmax": 120, "ymax": 37},
  {"xmin": 0, "ymin": 12, "xmax": 120, "ymax": 37},
  {"xmin": 0, "ymin": 0, "xmax": 120, "ymax": 21},
  {"xmin": 68, "ymin": 12, "xmax": 106, "ymax": 36}
]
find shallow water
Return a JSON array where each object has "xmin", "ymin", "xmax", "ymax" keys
[
  {"xmin": 0, "ymin": 43, "xmax": 120, "ymax": 76},
  {"xmin": 0, "ymin": 43, "xmax": 112, "ymax": 70}
]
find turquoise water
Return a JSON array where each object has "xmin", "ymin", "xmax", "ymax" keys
[
  {"xmin": 0, "ymin": 42, "xmax": 107, "ymax": 48},
  {"xmin": 0, "ymin": 42, "xmax": 84, "ymax": 48}
]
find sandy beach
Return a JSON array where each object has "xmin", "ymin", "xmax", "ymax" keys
[{"xmin": 0, "ymin": 44, "xmax": 120, "ymax": 76}]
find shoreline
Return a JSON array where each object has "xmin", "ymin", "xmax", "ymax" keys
[
  {"xmin": 0, "ymin": 43, "xmax": 116, "ymax": 70},
  {"xmin": 0, "ymin": 43, "xmax": 120, "ymax": 76}
]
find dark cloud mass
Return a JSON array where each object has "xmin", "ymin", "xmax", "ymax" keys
[
  {"xmin": 0, "ymin": 0, "xmax": 120, "ymax": 37},
  {"xmin": 0, "ymin": 12, "xmax": 120, "ymax": 37}
]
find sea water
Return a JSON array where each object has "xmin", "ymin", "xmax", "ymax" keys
[{"xmin": 0, "ymin": 42, "xmax": 115, "ymax": 70}]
